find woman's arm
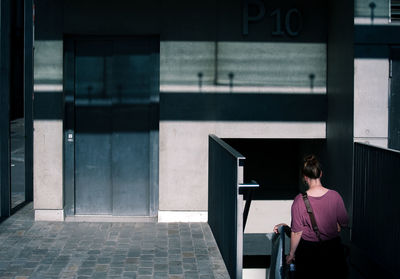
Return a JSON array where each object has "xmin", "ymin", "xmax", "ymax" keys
[{"xmin": 286, "ymin": 231, "xmax": 302, "ymax": 264}]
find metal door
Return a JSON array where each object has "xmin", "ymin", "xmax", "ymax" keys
[{"xmin": 65, "ymin": 37, "xmax": 159, "ymax": 216}]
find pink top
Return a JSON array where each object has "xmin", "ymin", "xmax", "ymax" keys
[{"xmin": 290, "ymin": 190, "xmax": 349, "ymax": 242}]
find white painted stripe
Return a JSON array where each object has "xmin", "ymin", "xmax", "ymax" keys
[
  {"xmin": 160, "ymin": 85, "xmax": 326, "ymax": 94},
  {"xmin": 158, "ymin": 211, "xmax": 208, "ymax": 223},
  {"xmin": 35, "ymin": 209, "xmax": 64, "ymax": 221},
  {"xmin": 34, "ymin": 84, "xmax": 63, "ymax": 92},
  {"xmin": 243, "ymin": 269, "xmax": 267, "ymax": 279}
]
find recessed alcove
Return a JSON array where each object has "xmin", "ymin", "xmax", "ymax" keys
[{"xmin": 223, "ymin": 138, "xmax": 327, "ymax": 200}]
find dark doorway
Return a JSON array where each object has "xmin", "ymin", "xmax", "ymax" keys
[
  {"xmin": 223, "ymin": 138, "xmax": 327, "ymax": 200},
  {"xmin": 64, "ymin": 37, "xmax": 159, "ymax": 217}
]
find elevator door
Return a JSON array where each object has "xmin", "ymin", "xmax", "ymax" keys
[{"xmin": 73, "ymin": 38, "xmax": 158, "ymax": 216}]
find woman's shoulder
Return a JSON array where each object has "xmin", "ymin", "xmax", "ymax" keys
[
  {"xmin": 294, "ymin": 193, "xmax": 303, "ymax": 200},
  {"xmin": 326, "ymin": 189, "xmax": 344, "ymax": 200},
  {"xmin": 291, "ymin": 193, "xmax": 305, "ymax": 210},
  {"xmin": 292, "ymin": 193, "xmax": 305, "ymax": 204}
]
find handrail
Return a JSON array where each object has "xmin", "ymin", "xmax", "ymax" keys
[
  {"xmin": 269, "ymin": 225, "xmax": 291, "ymax": 279},
  {"xmin": 208, "ymin": 134, "xmax": 245, "ymax": 279},
  {"xmin": 209, "ymin": 134, "xmax": 245, "ymax": 159},
  {"xmin": 208, "ymin": 135, "xmax": 260, "ymax": 278}
]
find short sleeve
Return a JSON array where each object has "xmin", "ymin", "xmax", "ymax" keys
[
  {"xmin": 291, "ymin": 195, "xmax": 306, "ymax": 233},
  {"xmin": 336, "ymin": 192, "xmax": 349, "ymax": 227}
]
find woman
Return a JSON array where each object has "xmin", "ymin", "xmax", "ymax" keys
[{"xmin": 274, "ymin": 155, "xmax": 349, "ymax": 279}]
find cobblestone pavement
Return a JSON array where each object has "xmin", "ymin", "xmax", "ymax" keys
[{"xmin": 0, "ymin": 204, "xmax": 230, "ymax": 279}]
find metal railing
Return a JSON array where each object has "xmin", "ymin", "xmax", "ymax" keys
[
  {"xmin": 208, "ymin": 135, "xmax": 258, "ymax": 279},
  {"xmin": 353, "ymin": 142, "xmax": 400, "ymax": 278}
]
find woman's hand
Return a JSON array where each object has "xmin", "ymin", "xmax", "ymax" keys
[
  {"xmin": 273, "ymin": 223, "xmax": 288, "ymax": 234},
  {"xmin": 286, "ymin": 253, "xmax": 295, "ymax": 264}
]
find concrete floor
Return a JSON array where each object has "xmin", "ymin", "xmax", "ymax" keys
[{"xmin": 0, "ymin": 203, "xmax": 230, "ymax": 279}]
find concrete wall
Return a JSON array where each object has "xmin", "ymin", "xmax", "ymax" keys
[
  {"xmin": 354, "ymin": 46, "xmax": 389, "ymax": 148},
  {"xmin": 33, "ymin": 38, "xmax": 64, "ymax": 220},
  {"xmin": 33, "ymin": 121, "xmax": 64, "ymax": 221},
  {"xmin": 353, "ymin": 0, "xmax": 390, "ymax": 148},
  {"xmin": 34, "ymin": 0, "xmax": 329, "ymax": 220},
  {"xmin": 159, "ymin": 122, "xmax": 325, "ymax": 212},
  {"xmin": 355, "ymin": 0, "xmax": 389, "ymax": 24}
]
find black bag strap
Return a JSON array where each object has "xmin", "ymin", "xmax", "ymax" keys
[{"xmin": 302, "ymin": 192, "xmax": 322, "ymax": 241}]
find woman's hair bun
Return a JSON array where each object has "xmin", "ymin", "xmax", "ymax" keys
[{"xmin": 302, "ymin": 154, "xmax": 322, "ymax": 179}]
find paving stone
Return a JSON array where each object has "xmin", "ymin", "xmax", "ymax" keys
[
  {"xmin": 140, "ymin": 261, "xmax": 153, "ymax": 268},
  {"xmin": 94, "ymin": 264, "xmax": 108, "ymax": 272},
  {"xmin": 183, "ymin": 257, "xmax": 196, "ymax": 264},
  {"xmin": 183, "ymin": 263, "xmax": 197, "ymax": 271},
  {"xmin": 92, "ymin": 272, "xmax": 108, "ymax": 278},
  {"xmin": 0, "ymin": 204, "xmax": 229, "ymax": 278},
  {"xmin": 169, "ymin": 261, "xmax": 183, "ymax": 275},
  {"xmin": 108, "ymin": 267, "xmax": 124, "ymax": 276},
  {"xmin": 97, "ymin": 257, "xmax": 112, "ymax": 264},
  {"xmin": 138, "ymin": 267, "xmax": 153, "ymax": 275},
  {"xmin": 153, "ymin": 271, "xmax": 169, "ymax": 278},
  {"xmin": 124, "ymin": 264, "xmax": 139, "ymax": 272},
  {"xmin": 123, "ymin": 271, "xmax": 137, "ymax": 278},
  {"xmin": 154, "ymin": 263, "xmax": 168, "ymax": 272},
  {"xmin": 77, "ymin": 267, "xmax": 94, "ymax": 276},
  {"xmin": 184, "ymin": 271, "xmax": 200, "ymax": 279}
]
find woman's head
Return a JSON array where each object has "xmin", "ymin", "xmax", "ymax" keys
[{"xmin": 302, "ymin": 154, "xmax": 322, "ymax": 179}]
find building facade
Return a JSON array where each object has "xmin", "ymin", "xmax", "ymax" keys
[
  {"xmin": 1, "ymin": 0, "xmax": 399, "ymax": 277},
  {"xmin": 0, "ymin": 0, "xmax": 398, "ymax": 242}
]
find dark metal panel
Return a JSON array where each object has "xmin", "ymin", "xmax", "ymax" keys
[
  {"xmin": 0, "ymin": 0, "xmax": 12, "ymax": 218},
  {"xmin": 109, "ymin": 38, "xmax": 157, "ymax": 216},
  {"xmin": 74, "ymin": 117, "xmax": 113, "ymax": 215},
  {"xmin": 111, "ymin": 106, "xmax": 150, "ymax": 216},
  {"xmin": 208, "ymin": 135, "xmax": 245, "ymax": 279},
  {"xmin": 353, "ymin": 143, "xmax": 400, "ymax": 278},
  {"xmin": 326, "ymin": 0, "xmax": 354, "ymax": 224},
  {"xmin": 68, "ymin": 37, "xmax": 160, "ymax": 216},
  {"xmin": 389, "ymin": 47, "xmax": 400, "ymax": 150},
  {"xmin": 74, "ymin": 41, "xmax": 113, "ymax": 215},
  {"xmin": 24, "ymin": 0, "xmax": 34, "ymax": 202}
]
